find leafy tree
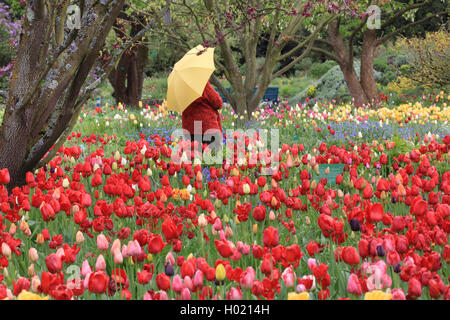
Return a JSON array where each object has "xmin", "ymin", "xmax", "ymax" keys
[
  {"xmin": 146, "ymin": 0, "xmax": 337, "ymax": 117},
  {"xmin": 0, "ymin": 0, "xmax": 164, "ymax": 189},
  {"xmin": 402, "ymin": 29, "xmax": 449, "ymax": 88},
  {"xmin": 311, "ymin": 0, "xmax": 449, "ymax": 106}
]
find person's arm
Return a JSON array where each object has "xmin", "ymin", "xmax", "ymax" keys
[{"xmin": 204, "ymin": 81, "xmax": 223, "ymax": 110}]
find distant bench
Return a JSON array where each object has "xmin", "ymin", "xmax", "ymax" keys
[{"xmin": 214, "ymin": 87, "xmax": 279, "ymax": 105}]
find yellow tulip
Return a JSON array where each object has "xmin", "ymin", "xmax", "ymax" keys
[
  {"xmin": 17, "ymin": 290, "xmax": 49, "ymax": 300},
  {"xmin": 215, "ymin": 264, "xmax": 226, "ymax": 281},
  {"xmin": 364, "ymin": 290, "xmax": 392, "ymax": 300},
  {"xmin": 288, "ymin": 292, "xmax": 309, "ymax": 300}
]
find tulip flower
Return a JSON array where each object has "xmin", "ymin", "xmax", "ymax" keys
[
  {"xmin": 347, "ymin": 274, "xmax": 362, "ymax": 296},
  {"xmin": 96, "ymin": 234, "xmax": 109, "ymax": 251},
  {"xmin": 263, "ymin": 226, "xmax": 279, "ymax": 248},
  {"xmin": 172, "ymin": 275, "xmax": 183, "ymax": 293},
  {"xmin": 215, "ymin": 264, "xmax": 226, "ymax": 281},
  {"xmin": 288, "ymin": 291, "xmax": 309, "ymax": 300},
  {"xmin": 95, "ymin": 254, "xmax": 106, "ymax": 270},
  {"xmin": 28, "ymin": 248, "xmax": 39, "ymax": 263}
]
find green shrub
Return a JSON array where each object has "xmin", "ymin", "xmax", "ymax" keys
[
  {"xmin": 373, "ymin": 59, "xmax": 388, "ymax": 73},
  {"xmin": 393, "ymin": 54, "xmax": 410, "ymax": 67},
  {"xmin": 309, "ymin": 60, "xmax": 337, "ymax": 79},
  {"xmin": 380, "ymin": 70, "xmax": 397, "ymax": 86},
  {"xmin": 297, "ymin": 57, "xmax": 312, "ymax": 72},
  {"xmin": 289, "ymin": 60, "xmax": 381, "ymax": 105}
]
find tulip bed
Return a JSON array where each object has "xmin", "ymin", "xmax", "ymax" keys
[{"xmin": 0, "ymin": 94, "xmax": 449, "ymax": 300}]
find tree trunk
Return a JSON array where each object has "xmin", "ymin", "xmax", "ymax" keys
[
  {"xmin": 0, "ymin": 110, "xmax": 32, "ymax": 187},
  {"xmin": 108, "ymin": 15, "xmax": 148, "ymax": 106},
  {"xmin": 0, "ymin": 0, "xmax": 125, "ymax": 190},
  {"xmin": 327, "ymin": 22, "xmax": 369, "ymax": 106},
  {"xmin": 340, "ymin": 62, "xmax": 369, "ymax": 107},
  {"xmin": 360, "ymin": 29, "xmax": 379, "ymax": 104}
]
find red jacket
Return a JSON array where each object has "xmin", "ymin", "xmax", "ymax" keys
[{"xmin": 182, "ymin": 81, "xmax": 223, "ymax": 135}]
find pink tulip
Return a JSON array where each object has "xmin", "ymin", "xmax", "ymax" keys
[
  {"xmin": 81, "ymin": 260, "xmax": 92, "ymax": 277},
  {"xmin": 213, "ymin": 218, "xmax": 223, "ymax": 231},
  {"xmin": 296, "ymin": 284, "xmax": 306, "ymax": 293},
  {"xmin": 282, "ymin": 266, "xmax": 296, "ymax": 288},
  {"xmin": 269, "ymin": 210, "xmax": 276, "ymax": 221},
  {"xmin": 193, "ymin": 270, "xmax": 204, "ymax": 288},
  {"xmin": 240, "ymin": 267, "xmax": 256, "ymax": 290},
  {"xmin": 392, "ymin": 288, "xmax": 406, "ymax": 300},
  {"xmin": 126, "ymin": 240, "xmax": 141, "ymax": 257},
  {"xmin": 121, "ymin": 244, "xmax": 129, "ymax": 259},
  {"xmin": 96, "ymin": 254, "xmax": 106, "ymax": 270},
  {"xmin": 307, "ymin": 258, "xmax": 317, "ymax": 270},
  {"xmin": 227, "ymin": 287, "xmax": 243, "ymax": 300},
  {"xmin": 113, "ymin": 250, "xmax": 123, "ymax": 264},
  {"xmin": 143, "ymin": 292, "xmax": 152, "ymax": 300},
  {"xmin": 183, "ymin": 276, "xmax": 194, "ymax": 291},
  {"xmin": 31, "ymin": 276, "xmax": 40, "ymax": 293},
  {"xmin": 225, "ymin": 226, "xmax": 233, "ymax": 238},
  {"xmin": 28, "ymin": 248, "xmax": 39, "ymax": 263},
  {"xmin": 1, "ymin": 243, "xmax": 11, "ymax": 258},
  {"xmin": 347, "ymin": 274, "xmax": 362, "ymax": 296},
  {"xmin": 83, "ymin": 272, "xmax": 91, "ymax": 289},
  {"xmin": 172, "ymin": 275, "xmax": 183, "ymax": 293},
  {"xmin": 76, "ymin": 231, "xmax": 85, "ymax": 244},
  {"xmin": 56, "ymin": 247, "xmax": 65, "ymax": 259},
  {"xmin": 165, "ymin": 252, "xmax": 175, "ymax": 266},
  {"xmin": 241, "ymin": 243, "xmax": 250, "ymax": 255},
  {"xmin": 110, "ymin": 239, "xmax": 121, "ymax": 255},
  {"xmin": 381, "ymin": 273, "xmax": 392, "ymax": 289},
  {"xmin": 96, "ymin": 234, "xmax": 109, "ymax": 251},
  {"xmin": 181, "ymin": 288, "xmax": 191, "ymax": 300},
  {"xmin": 230, "ymin": 249, "xmax": 241, "ymax": 261},
  {"xmin": 158, "ymin": 291, "xmax": 168, "ymax": 300}
]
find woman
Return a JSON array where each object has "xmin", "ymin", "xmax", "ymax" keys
[{"xmin": 182, "ymin": 80, "xmax": 223, "ymax": 148}]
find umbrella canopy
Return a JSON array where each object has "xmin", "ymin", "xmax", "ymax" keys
[{"xmin": 166, "ymin": 45, "xmax": 215, "ymax": 114}]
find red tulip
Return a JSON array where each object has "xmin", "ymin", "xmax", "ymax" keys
[
  {"xmin": 284, "ymin": 244, "xmax": 302, "ymax": 265},
  {"xmin": 161, "ymin": 216, "xmax": 179, "ymax": 241},
  {"xmin": 386, "ymin": 251, "xmax": 401, "ymax": 266},
  {"xmin": 358, "ymin": 239, "xmax": 369, "ymax": 258},
  {"xmin": 88, "ymin": 270, "xmax": 109, "ymax": 294},
  {"xmin": 214, "ymin": 239, "xmax": 233, "ymax": 258},
  {"xmin": 45, "ymin": 253, "xmax": 63, "ymax": 273},
  {"xmin": 50, "ymin": 284, "xmax": 73, "ymax": 300},
  {"xmin": 38, "ymin": 271, "xmax": 63, "ymax": 294},
  {"xmin": 317, "ymin": 214, "xmax": 335, "ymax": 233},
  {"xmin": 367, "ymin": 203, "xmax": 383, "ymax": 223},
  {"xmin": 252, "ymin": 205, "xmax": 266, "ymax": 222},
  {"xmin": 263, "ymin": 226, "xmax": 279, "ymax": 248},
  {"xmin": 156, "ymin": 273, "xmax": 171, "ymax": 291},
  {"xmin": 0, "ymin": 168, "xmax": 10, "ymax": 184},
  {"xmin": 342, "ymin": 247, "xmax": 360, "ymax": 266},
  {"xmin": 148, "ymin": 234, "xmax": 165, "ymax": 254},
  {"xmin": 13, "ymin": 277, "xmax": 30, "ymax": 296},
  {"xmin": 408, "ymin": 277, "xmax": 422, "ymax": 299},
  {"xmin": 40, "ymin": 203, "xmax": 56, "ymax": 222},
  {"xmin": 443, "ymin": 245, "xmax": 450, "ymax": 264},
  {"xmin": 137, "ymin": 270, "xmax": 152, "ymax": 284},
  {"xmin": 410, "ymin": 197, "xmax": 428, "ymax": 216}
]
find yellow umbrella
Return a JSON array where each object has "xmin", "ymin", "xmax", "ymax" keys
[{"xmin": 166, "ymin": 45, "xmax": 215, "ymax": 113}]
